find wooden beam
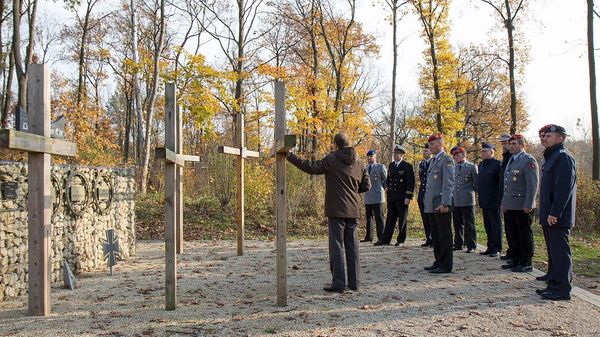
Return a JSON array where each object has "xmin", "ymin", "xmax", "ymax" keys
[
  {"xmin": 164, "ymin": 83, "xmax": 177, "ymax": 310},
  {"xmin": 180, "ymin": 154, "xmax": 200, "ymax": 162},
  {"xmin": 27, "ymin": 64, "xmax": 52, "ymax": 316},
  {"xmin": 155, "ymin": 147, "xmax": 184, "ymax": 167},
  {"xmin": 0, "ymin": 129, "xmax": 77, "ymax": 157},
  {"xmin": 176, "ymin": 105, "xmax": 184, "ymax": 255},
  {"xmin": 218, "ymin": 145, "xmax": 260, "ymax": 158},
  {"xmin": 269, "ymin": 134, "xmax": 297, "ymax": 158}
]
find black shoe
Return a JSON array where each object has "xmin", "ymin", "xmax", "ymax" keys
[
  {"xmin": 540, "ymin": 292, "xmax": 571, "ymax": 301},
  {"xmin": 479, "ymin": 250, "xmax": 491, "ymax": 255},
  {"xmin": 466, "ymin": 248, "xmax": 475, "ymax": 253},
  {"xmin": 453, "ymin": 247, "xmax": 462, "ymax": 251},
  {"xmin": 424, "ymin": 265, "xmax": 438, "ymax": 271},
  {"xmin": 421, "ymin": 240, "xmax": 432, "ymax": 247},
  {"xmin": 511, "ymin": 265, "xmax": 533, "ymax": 273},
  {"xmin": 373, "ymin": 241, "xmax": 388, "ymax": 246},
  {"xmin": 536, "ymin": 274, "xmax": 549, "ymax": 281},
  {"xmin": 536, "ymin": 287, "xmax": 551, "ymax": 295},
  {"xmin": 360, "ymin": 239, "xmax": 372, "ymax": 243},
  {"xmin": 395, "ymin": 242, "xmax": 403, "ymax": 247},
  {"xmin": 323, "ymin": 285, "xmax": 344, "ymax": 293},
  {"xmin": 489, "ymin": 252, "xmax": 501, "ymax": 258},
  {"xmin": 501, "ymin": 263, "xmax": 518, "ymax": 269},
  {"xmin": 500, "ymin": 255, "xmax": 511, "ymax": 260},
  {"xmin": 347, "ymin": 285, "xmax": 358, "ymax": 291},
  {"xmin": 429, "ymin": 267, "xmax": 452, "ymax": 274}
]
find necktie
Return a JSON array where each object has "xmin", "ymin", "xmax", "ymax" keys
[
  {"xmin": 508, "ymin": 157, "xmax": 514, "ymax": 167},
  {"xmin": 368, "ymin": 164, "xmax": 372, "ymax": 174},
  {"xmin": 458, "ymin": 164, "xmax": 462, "ymax": 173}
]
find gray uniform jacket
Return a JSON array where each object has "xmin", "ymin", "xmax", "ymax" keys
[
  {"xmin": 501, "ymin": 151, "xmax": 539, "ymax": 210},
  {"xmin": 364, "ymin": 162, "xmax": 387, "ymax": 205},
  {"xmin": 452, "ymin": 161, "xmax": 478, "ymax": 207},
  {"xmin": 423, "ymin": 151, "xmax": 455, "ymax": 213}
]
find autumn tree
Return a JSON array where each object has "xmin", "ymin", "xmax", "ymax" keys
[{"xmin": 588, "ymin": 0, "xmax": 600, "ymax": 180}]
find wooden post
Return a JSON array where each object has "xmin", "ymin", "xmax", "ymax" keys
[
  {"xmin": 236, "ymin": 112, "xmax": 245, "ymax": 256},
  {"xmin": 269, "ymin": 81, "xmax": 297, "ymax": 306},
  {"xmin": 164, "ymin": 83, "xmax": 177, "ymax": 310},
  {"xmin": 27, "ymin": 64, "xmax": 52, "ymax": 316},
  {"xmin": 155, "ymin": 85, "xmax": 199, "ymax": 311}
]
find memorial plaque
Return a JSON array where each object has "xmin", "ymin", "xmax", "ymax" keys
[
  {"xmin": 70, "ymin": 185, "xmax": 86, "ymax": 202},
  {"xmin": 97, "ymin": 187, "xmax": 110, "ymax": 201},
  {"xmin": 1, "ymin": 181, "xmax": 19, "ymax": 200}
]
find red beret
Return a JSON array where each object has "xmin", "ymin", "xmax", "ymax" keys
[
  {"xmin": 428, "ymin": 133, "xmax": 443, "ymax": 142},
  {"xmin": 509, "ymin": 134, "xmax": 525, "ymax": 141},
  {"xmin": 538, "ymin": 124, "xmax": 553, "ymax": 134},
  {"xmin": 450, "ymin": 146, "xmax": 465, "ymax": 155}
]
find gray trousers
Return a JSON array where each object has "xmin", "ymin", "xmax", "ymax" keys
[{"xmin": 328, "ymin": 217, "xmax": 360, "ymax": 289}]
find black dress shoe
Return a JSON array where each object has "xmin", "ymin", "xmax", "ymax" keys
[
  {"xmin": 511, "ymin": 265, "xmax": 533, "ymax": 273},
  {"xmin": 395, "ymin": 242, "xmax": 403, "ymax": 247},
  {"xmin": 347, "ymin": 285, "xmax": 358, "ymax": 291},
  {"xmin": 479, "ymin": 250, "xmax": 491, "ymax": 255},
  {"xmin": 360, "ymin": 239, "xmax": 372, "ymax": 243},
  {"xmin": 421, "ymin": 240, "xmax": 432, "ymax": 247},
  {"xmin": 429, "ymin": 267, "xmax": 452, "ymax": 274},
  {"xmin": 536, "ymin": 274, "xmax": 549, "ymax": 281},
  {"xmin": 489, "ymin": 252, "xmax": 501, "ymax": 258},
  {"xmin": 424, "ymin": 265, "xmax": 438, "ymax": 271},
  {"xmin": 453, "ymin": 247, "xmax": 462, "ymax": 251},
  {"xmin": 323, "ymin": 285, "xmax": 344, "ymax": 293},
  {"xmin": 466, "ymin": 248, "xmax": 475, "ymax": 253},
  {"xmin": 540, "ymin": 292, "xmax": 571, "ymax": 301},
  {"xmin": 536, "ymin": 287, "xmax": 551, "ymax": 295},
  {"xmin": 501, "ymin": 263, "xmax": 518, "ymax": 269},
  {"xmin": 500, "ymin": 255, "xmax": 512, "ymax": 261},
  {"xmin": 373, "ymin": 241, "xmax": 388, "ymax": 246}
]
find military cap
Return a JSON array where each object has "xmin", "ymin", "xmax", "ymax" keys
[
  {"xmin": 450, "ymin": 146, "xmax": 465, "ymax": 155},
  {"xmin": 540, "ymin": 124, "xmax": 568, "ymax": 136},
  {"xmin": 367, "ymin": 149, "xmax": 376, "ymax": 156},
  {"xmin": 428, "ymin": 133, "xmax": 443, "ymax": 142},
  {"xmin": 499, "ymin": 134, "xmax": 511, "ymax": 142},
  {"xmin": 393, "ymin": 145, "xmax": 406, "ymax": 153},
  {"xmin": 482, "ymin": 142, "xmax": 495, "ymax": 150},
  {"xmin": 509, "ymin": 134, "xmax": 525, "ymax": 142}
]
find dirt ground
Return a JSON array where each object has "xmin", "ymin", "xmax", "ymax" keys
[{"xmin": 1, "ymin": 239, "xmax": 599, "ymax": 337}]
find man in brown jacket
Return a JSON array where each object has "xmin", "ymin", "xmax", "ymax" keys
[{"xmin": 287, "ymin": 133, "xmax": 370, "ymax": 293}]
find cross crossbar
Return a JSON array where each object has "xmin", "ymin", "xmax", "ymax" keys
[
  {"xmin": 0, "ymin": 129, "xmax": 77, "ymax": 156},
  {"xmin": 218, "ymin": 145, "xmax": 260, "ymax": 158},
  {"xmin": 268, "ymin": 134, "xmax": 297, "ymax": 158},
  {"xmin": 155, "ymin": 147, "xmax": 200, "ymax": 167}
]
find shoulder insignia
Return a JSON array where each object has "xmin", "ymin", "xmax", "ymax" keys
[
  {"xmin": 559, "ymin": 149, "xmax": 566, "ymax": 154},
  {"xmin": 529, "ymin": 161, "xmax": 536, "ymax": 169},
  {"xmin": 446, "ymin": 160, "xmax": 452, "ymax": 167}
]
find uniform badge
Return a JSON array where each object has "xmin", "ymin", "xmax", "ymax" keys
[
  {"xmin": 400, "ymin": 179, "xmax": 404, "ymax": 182},
  {"xmin": 446, "ymin": 160, "xmax": 452, "ymax": 167},
  {"xmin": 433, "ymin": 174, "xmax": 438, "ymax": 180},
  {"xmin": 512, "ymin": 176, "xmax": 517, "ymax": 182},
  {"xmin": 529, "ymin": 162, "xmax": 536, "ymax": 169}
]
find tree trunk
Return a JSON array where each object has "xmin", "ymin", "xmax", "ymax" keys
[
  {"xmin": 390, "ymin": 0, "xmax": 398, "ymax": 160},
  {"xmin": 588, "ymin": 0, "xmax": 600, "ymax": 180},
  {"xmin": 13, "ymin": 0, "xmax": 26, "ymax": 111},
  {"xmin": 2, "ymin": 50, "xmax": 15, "ymax": 128},
  {"xmin": 428, "ymin": 34, "xmax": 443, "ymax": 133},
  {"xmin": 130, "ymin": 0, "xmax": 144, "ymax": 163},
  {"xmin": 505, "ymin": 0, "xmax": 517, "ymax": 134},
  {"xmin": 139, "ymin": 0, "xmax": 166, "ymax": 195},
  {"xmin": 77, "ymin": 1, "xmax": 93, "ymax": 105}
]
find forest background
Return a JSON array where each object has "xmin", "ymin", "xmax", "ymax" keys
[{"xmin": 0, "ymin": 0, "xmax": 599, "ymax": 278}]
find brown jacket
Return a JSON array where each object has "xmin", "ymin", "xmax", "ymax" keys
[{"xmin": 287, "ymin": 147, "xmax": 370, "ymax": 218}]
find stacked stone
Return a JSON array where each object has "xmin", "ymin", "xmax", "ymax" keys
[{"xmin": 0, "ymin": 161, "xmax": 136, "ymax": 302}]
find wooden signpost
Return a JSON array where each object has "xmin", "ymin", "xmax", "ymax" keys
[
  {"xmin": 217, "ymin": 108, "xmax": 260, "ymax": 256},
  {"xmin": 155, "ymin": 83, "xmax": 200, "ymax": 310},
  {"xmin": 268, "ymin": 80, "xmax": 296, "ymax": 306},
  {"xmin": 0, "ymin": 64, "xmax": 77, "ymax": 316}
]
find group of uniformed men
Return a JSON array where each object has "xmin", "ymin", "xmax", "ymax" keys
[{"xmin": 362, "ymin": 125, "xmax": 577, "ymax": 301}]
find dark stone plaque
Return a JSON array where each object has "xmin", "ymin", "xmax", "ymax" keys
[
  {"xmin": 1, "ymin": 181, "xmax": 18, "ymax": 200},
  {"xmin": 97, "ymin": 187, "xmax": 110, "ymax": 201},
  {"xmin": 70, "ymin": 185, "xmax": 86, "ymax": 202}
]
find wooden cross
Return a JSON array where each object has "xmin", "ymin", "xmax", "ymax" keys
[
  {"xmin": 155, "ymin": 83, "xmax": 200, "ymax": 311},
  {"xmin": 102, "ymin": 228, "xmax": 120, "ymax": 276},
  {"xmin": 0, "ymin": 64, "xmax": 77, "ymax": 316},
  {"xmin": 269, "ymin": 80, "xmax": 296, "ymax": 306},
  {"xmin": 217, "ymin": 109, "xmax": 260, "ymax": 257}
]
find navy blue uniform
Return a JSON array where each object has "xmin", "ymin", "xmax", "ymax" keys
[
  {"xmin": 540, "ymin": 143, "xmax": 577, "ymax": 297},
  {"xmin": 478, "ymin": 158, "xmax": 503, "ymax": 254},
  {"xmin": 418, "ymin": 158, "xmax": 432, "ymax": 244},
  {"xmin": 379, "ymin": 160, "xmax": 415, "ymax": 244}
]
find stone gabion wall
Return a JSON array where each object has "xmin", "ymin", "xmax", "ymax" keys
[{"xmin": 0, "ymin": 161, "xmax": 136, "ymax": 301}]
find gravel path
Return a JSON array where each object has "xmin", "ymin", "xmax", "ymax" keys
[{"xmin": 1, "ymin": 239, "xmax": 599, "ymax": 336}]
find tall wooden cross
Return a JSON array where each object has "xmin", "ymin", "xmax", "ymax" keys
[
  {"xmin": 268, "ymin": 80, "xmax": 296, "ymax": 306},
  {"xmin": 155, "ymin": 83, "xmax": 200, "ymax": 310},
  {"xmin": 217, "ymin": 107, "xmax": 260, "ymax": 256},
  {"xmin": 0, "ymin": 64, "xmax": 77, "ymax": 316}
]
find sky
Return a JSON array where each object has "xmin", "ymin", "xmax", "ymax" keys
[{"xmin": 39, "ymin": 0, "xmax": 595, "ymax": 139}]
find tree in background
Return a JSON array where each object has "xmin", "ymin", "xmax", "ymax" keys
[{"xmin": 587, "ymin": 0, "xmax": 599, "ymax": 180}]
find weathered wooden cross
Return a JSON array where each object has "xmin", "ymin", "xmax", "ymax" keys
[
  {"xmin": 102, "ymin": 228, "xmax": 120, "ymax": 276},
  {"xmin": 268, "ymin": 80, "xmax": 296, "ymax": 306},
  {"xmin": 155, "ymin": 83, "xmax": 200, "ymax": 310},
  {"xmin": 217, "ymin": 107, "xmax": 260, "ymax": 256},
  {"xmin": 0, "ymin": 64, "xmax": 77, "ymax": 316}
]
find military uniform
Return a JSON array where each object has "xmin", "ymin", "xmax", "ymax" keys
[
  {"xmin": 363, "ymin": 161, "xmax": 387, "ymax": 242},
  {"xmin": 418, "ymin": 157, "xmax": 432, "ymax": 245},
  {"xmin": 378, "ymin": 159, "xmax": 415, "ymax": 245},
  {"xmin": 499, "ymin": 145, "xmax": 514, "ymax": 260},
  {"xmin": 478, "ymin": 154, "xmax": 503, "ymax": 255},
  {"xmin": 501, "ymin": 148, "xmax": 539, "ymax": 270},
  {"xmin": 539, "ymin": 139, "xmax": 576, "ymax": 299},
  {"xmin": 451, "ymin": 157, "xmax": 479, "ymax": 251},
  {"xmin": 424, "ymin": 146, "xmax": 455, "ymax": 272}
]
